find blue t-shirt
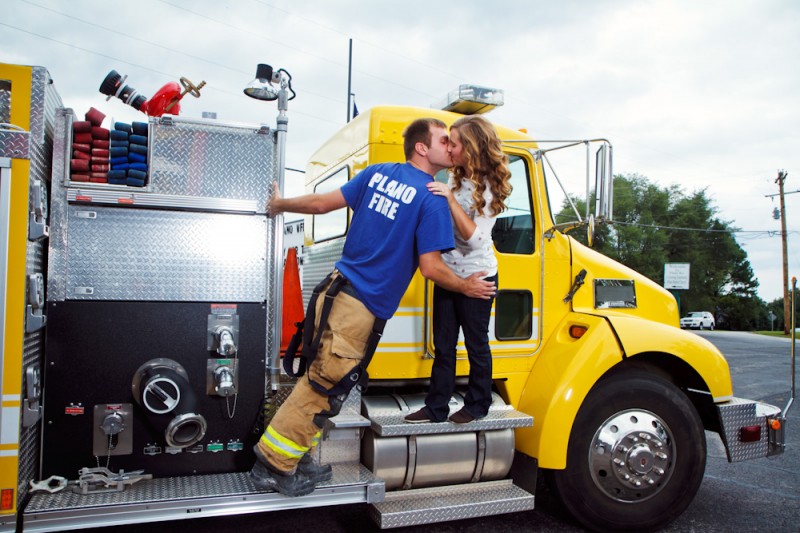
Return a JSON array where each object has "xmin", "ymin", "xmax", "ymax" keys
[{"xmin": 336, "ymin": 162, "xmax": 455, "ymax": 320}]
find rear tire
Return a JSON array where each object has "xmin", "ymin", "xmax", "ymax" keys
[{"xmin": 548, "ymin": 367, "xmax": 706, "ymax": 532}]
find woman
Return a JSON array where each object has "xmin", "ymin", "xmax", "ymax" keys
[{"xmin": 405, "ymin": 115, "xmax": 512, "ymax": 424}]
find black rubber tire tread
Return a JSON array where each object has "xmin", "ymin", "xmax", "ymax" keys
[{"xmin": 549, "ymin": 367, "xmax": 706, "ymax": 532}]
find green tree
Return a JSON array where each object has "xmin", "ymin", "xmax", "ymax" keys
[
  {"xmin": 558, "ymin": 174, "xmax": 762, "ymax": 330},
  {"xmin": 766, "ymin": 295, "xmax": 800, "ymax": 332}
]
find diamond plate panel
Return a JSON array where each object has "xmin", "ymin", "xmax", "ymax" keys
[
  {"xmin": 717, "ymin": 397, "xmax": 780, "ymax": 462},
  {"xmin": 17, "ymin": 66, "xmax": 61, "ymax": 508},
  {"xmin": 370, "ymin": 479, "xmax": 535, "ymax": 529},
  {"xmin": 46, "ymin": 108, "xmax": 71, "ymax": 301},
  {"xmin": 26, "ymin": 465, "xmax": 381, "ymax": 513},
  {"xmin": 0, "ymin": 128, "xmax": 29, "ymax": 158},
  {"xmin": 64, "ymin": 205, "xmax": 267, "ymax": 301},
  {"xmin": 0, "ymin": 80, "xmax": 9, "ymax": 122},
  {"xmin": 26, "ymin": 473, "xmax": 253, "ymax": 511},
  {"xmin": 150, "ymin": 117, "xmax": 274, "ymax": 206},
  {"xmin": 364, "ymin": 392, "xmax": 533, "ymax": 437},
  {"xmin": 371, "ymin": 408, "xmax": 533, "ymax": 437}
]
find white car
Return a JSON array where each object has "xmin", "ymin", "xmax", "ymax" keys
[{"xmin": 680, "ymin": 311, "xmax": 715, "ymax": 330}]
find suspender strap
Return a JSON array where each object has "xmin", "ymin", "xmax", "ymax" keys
[
  {"xmin": 282, "ymin": 270, "xmax": 387, "ymax": 397},
  {"xmin": 306, "ymin": 274, "xmax": 346, "ymax": 361},
  {"xmin": 282, "ymin": 272, "xmax": 333, "ymax": 378}
]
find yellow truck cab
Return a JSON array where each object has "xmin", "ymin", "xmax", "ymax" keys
[{"xmin": 0, "ymin": 65, "xmax": 786, "ymax": 532}]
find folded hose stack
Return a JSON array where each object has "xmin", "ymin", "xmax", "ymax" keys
[
  {"xmin": 70, "ymin": 106, "xmax": 109, "ymax": 183},
  {"xmin": 107, "ymin": 121, "xmax": 149, "ymax": 187},
  {"xmin": 69, "ymin": 107, "xmax": 148, "ymax": 187}
]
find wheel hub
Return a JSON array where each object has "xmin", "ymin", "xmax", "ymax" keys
[{"xmin": 589, "ymin": 409, "xmax": 676, "ymax": 502}]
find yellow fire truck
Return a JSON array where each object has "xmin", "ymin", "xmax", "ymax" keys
[{"xmin": 0, "ymin": 62, "xmax": 787, "ymax": 532}]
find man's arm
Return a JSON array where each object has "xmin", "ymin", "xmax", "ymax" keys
[
  {"xmin": 418, "ymin": 251, "xmax": 495, "ymax": 299},
  {"xmin": 269, "ymin": 182, "xmax": 348, "ymax": 216}
]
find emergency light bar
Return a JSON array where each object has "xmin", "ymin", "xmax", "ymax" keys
[{"xmin": 435, "ymin": 84, "xmax": 504, "ymax": 115}]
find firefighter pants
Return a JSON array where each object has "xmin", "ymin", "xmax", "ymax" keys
[{"xmin": 257, "ymin": 273, "xmax": 376, "ymax": 473}]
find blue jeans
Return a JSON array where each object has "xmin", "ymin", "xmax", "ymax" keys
[{"xmin": 424, "ymin": 274, "xmax": 497, "ymax": 422}]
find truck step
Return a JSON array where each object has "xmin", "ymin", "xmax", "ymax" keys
[
  {"xmin": 368, "ymin": 479, "xmax": 535, "ymax": 529},
  {"xmin": 369, "ymin": 406, "xmax": 533, "ymax": 437},
  {"xmin": 23, "ymin": 464, "xmax": 384, "ymax": 532}
]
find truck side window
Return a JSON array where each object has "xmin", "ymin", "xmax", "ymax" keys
[
  {"xmin": 495, "ymin": 290, "xmax": 533, "ymax": 340},
  {"xmin": 312, "ymin": 166, "xmax": 349, "ymax": 242},
  {"xmin": 492, "ymin": 155, "xmax": 534, "ymax": 254}
]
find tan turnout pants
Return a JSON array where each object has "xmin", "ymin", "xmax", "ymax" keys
[{"xmin": 257, "ymin": 272, "xmax": 376, "ymax": 472}]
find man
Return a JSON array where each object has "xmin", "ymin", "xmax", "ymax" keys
[{"xmin": 251, "ymin": 117, "xmax": 496, "ymax": 497}]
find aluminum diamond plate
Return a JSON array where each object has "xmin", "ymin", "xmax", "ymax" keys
[
  {"xmin": 717, "ymin": 397, "xmax": 780, "ymax": 462},
  {"xmin": 370, "ymin": 479, "xmax": 535, "ymax": 529},
  {"xmin": 16, "ymin": 66, "xmax": 61, "ymax": 510},
  {"xmin": 47, "ymin": 108, "xmax": 71, "ymax": 300},
  {"xmin": 26, "ymin": 465, "xmax": 380, "ymax": 513},
  {"xmin": 0, "ymin": 128, "xmax": 30, "ymax": 158},
  {"xmin": 0, "ymin": 80, "xmax": 9, "ymax": 123},
  {"xmin": 63, "ymin": 205, "xmax": 267, "ymax": 301},
  {"xmin": 149, "ymin": 117, "xmax": 274, "ymax": 206},
  {"xmin": 371, "ymin": 408, "xmax": 533, "ymax": 437}
]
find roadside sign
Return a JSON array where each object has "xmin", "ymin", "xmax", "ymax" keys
[{"xmin": 664, "ymin": 262, "xmax": 690, "ymax": 290}]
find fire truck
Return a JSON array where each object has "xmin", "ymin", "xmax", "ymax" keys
[{"xmin": 0, "ymin": 62, "xmax": 787, "ymax": 532}]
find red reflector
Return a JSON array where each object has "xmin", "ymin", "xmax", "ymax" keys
[
  {"xmin": 117, "ymin": 197, "xmax": 134, "ymax": 205},
  {"xmin": 1, "ymin": 488, "xmax": 14, "ymax": 510},
  {"xmin": 75, "ymin": 195, "xmax": 92, "ymax": 202},
  {"xmin": 739, "ymin": 425, "xmax": 761, "ymax": 442},
  {"xmin": 569, "ymin": 325, "xmax": 588, "ymax": 339},
  {"xmin": 569, "ymin": 326, "xmax": 589, "ymax": 339}
]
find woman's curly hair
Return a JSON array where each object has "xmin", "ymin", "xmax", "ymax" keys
[{"xmin": 450, "ymin": 115, "xmax": 512, "ymax": 216}]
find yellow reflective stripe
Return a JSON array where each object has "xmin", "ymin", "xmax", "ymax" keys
[
  {"xmin": 311, "ymin": 431, "xmax": 321, "ymax": 447},
  {"xmin": 261, "ymin": 426, "xmax": 309, "ymax": 459}
]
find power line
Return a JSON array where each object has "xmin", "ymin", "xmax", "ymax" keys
[
  {"xmin": 154, "ymin": 0, "xmax": 437, "ymax": 98},
  {"xmin": 553, "ymin": 215, "xmax": 797, "ymax": 237},
  {"xmin": 250, "ymin": 0, "xmax": 465, "ymax": 83},
  {"xmin": 610, "ymin": 220, "xmax": 795, "ymax": 235}
]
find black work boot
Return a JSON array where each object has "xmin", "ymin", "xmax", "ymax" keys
[
  {"xmin": 250, "ymin": 448, "xmax": 315, "ymax": 497},
  {"xmin": 298, "ymin": 453, "xmax": 333, "ymax": 483}
]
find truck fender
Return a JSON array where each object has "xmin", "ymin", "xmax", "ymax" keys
[
  {"xmin": 515, "ymin": 313, "xmax": 623, "ymax": 469},
  {"xmin": 606, "ymin": 315, "xmax": 733, "ymax": 400}
]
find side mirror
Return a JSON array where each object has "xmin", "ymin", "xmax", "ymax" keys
[
  {"xmin": 586, "ymin": 213, "xmax": 595, "ymax": 248},
  {"xmin": 594, "ymin": 142, "xmax": 613, "ymax": 221}
]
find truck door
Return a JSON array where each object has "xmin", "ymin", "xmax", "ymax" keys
[{"xmin": 425, "ymin": 152, "xmax": 542, "ymax": 362}]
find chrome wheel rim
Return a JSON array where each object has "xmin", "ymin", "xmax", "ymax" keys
[{"xmin": 588, "ymin": 409, "xmax": 676, "ymax": 502}]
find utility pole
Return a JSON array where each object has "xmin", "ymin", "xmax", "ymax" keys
[
  {"xmin": 346, "ymin": 38, "xmax": 353, "ymax": 122},
  {"xmin": 777, "ymin": 170, "xmax": 790, "ymax": 334},
  {"xmin": 767, "ymin": 171, "xmax": 794, "ymax": 334}
]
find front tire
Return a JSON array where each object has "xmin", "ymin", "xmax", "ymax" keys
[{"xmin": 549, "ymin": 367, "xmax": 706, "ymax": 532}]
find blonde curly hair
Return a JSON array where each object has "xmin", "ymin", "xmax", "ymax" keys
[{"xmin": 450, "ymin": 115, "xmax": 512, "ymax": 216}]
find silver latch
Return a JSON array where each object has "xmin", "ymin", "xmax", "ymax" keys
[
  {"xmin": 29, "ymin": 179, "xmax": 49, "ymax": 241},
  {"xmin": 26, "ymin": 273, "xmax": 47, "ymax": 332},
  {"xmin": 22, "ymin": 365, "xmax": 42, "ymax": 427}
]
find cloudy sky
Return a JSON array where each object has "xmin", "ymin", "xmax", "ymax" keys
[{"xmin": 4, "ymin": 0, "xmax": 798, "ymax": 303}]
